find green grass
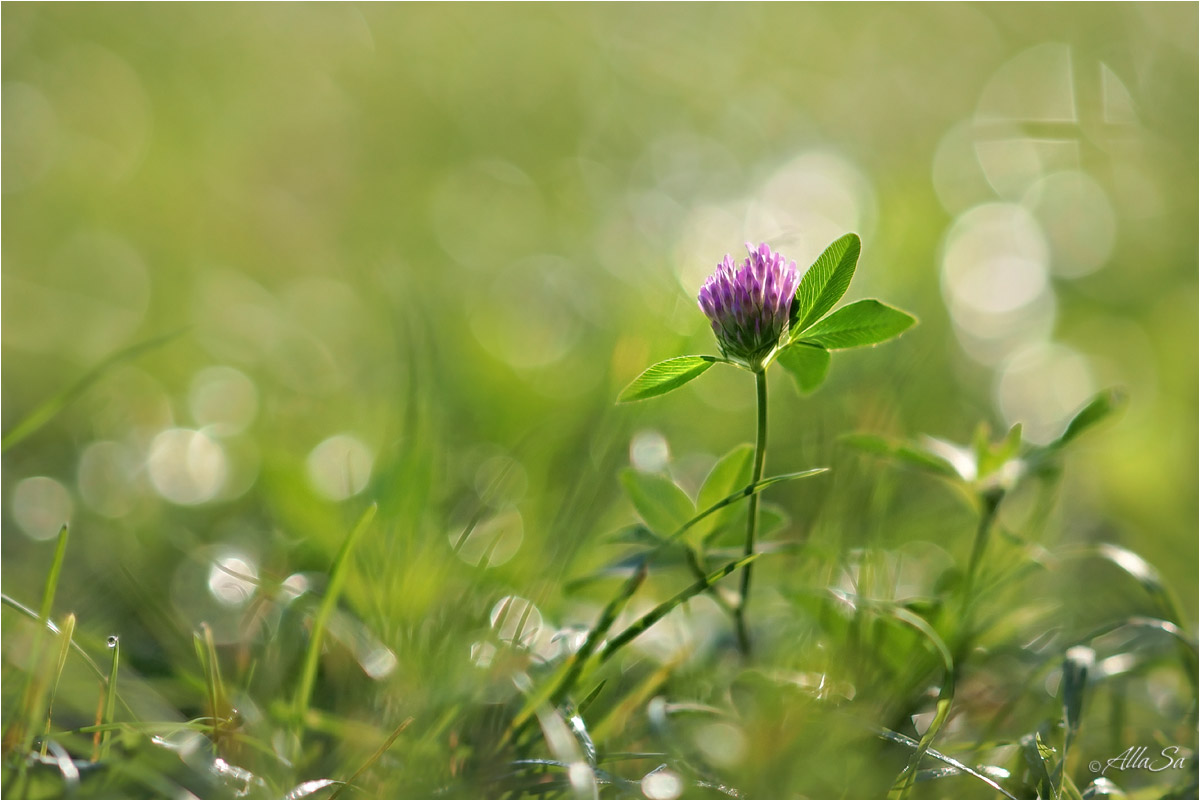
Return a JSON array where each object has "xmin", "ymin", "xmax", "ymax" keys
[{"xmin": 1, "ymin": 368, "xmax": 1195, "ymax": 798}]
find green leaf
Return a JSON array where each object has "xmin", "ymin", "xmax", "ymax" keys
[
  {"xmin": 796, "ymin": 299, "xmax": 916, "ymax": 350},
  {"xmin": 693, "ymin": 444, "xmax": 753, "ymax": 539},
  {"xmin": 776, "ymin": 344, "xmax": 831, "ymax": 394},
  {"xmin": 1052, "ymin": 388, "xmax": 1126, "ymax": 448},
  {"xmin": 617, "ymin": 355, "xmax": 720, "ymax": 403},
  {"xmin": 619, "ymin": 469, "xmax": 695, "ymax": 537},
  {"xmin": 841, "ymin": 433, "xmax": 959, "ymax": 478},
  {"xmin": 792, "ymin": 233, "xmax": 861, "ymax": 334},
  {"xmin": 697, "ymin": 444, "xmax": 754, "ymax": 511},
  {"xmin": 1067, "ymin": 543, "xmax": 1185, "ymax": 627}
]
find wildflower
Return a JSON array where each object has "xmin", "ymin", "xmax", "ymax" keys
[{"xmin": 697, "ymin": 243, "xmax": 800, "ymax": 369}]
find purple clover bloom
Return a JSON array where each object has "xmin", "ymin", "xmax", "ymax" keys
[{"xmin": 697, "ymin": 243, "xmax": 801, "ymax": 368}]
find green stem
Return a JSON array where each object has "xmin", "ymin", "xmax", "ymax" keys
[
  {"xmin": 734, "ymin": 370, "xmax": 768, "ymax": 656},
  {"xmin": 962, "ymin": 491, "xmax": 1002, "ymax": 610},
  {"xmin": 954, "ymin": 491, "xmax": 1002, "ymax": 678}
]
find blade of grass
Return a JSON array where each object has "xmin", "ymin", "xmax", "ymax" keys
[
  {"xmin": 37, "ymin": 526, "xmax": 70, "ymax": 631},
  {"xmin": 40, "ymin": 613, "xmax": 77, "ymax": 758},
  {"xmin": 875, "ymin": 727, "xmax": 1018, "ymax": 800},
  {"xmin": 195, "ymin": 623, "xmax": 227, "ymax": 748},
  {"xmin": 4, "ymin": 524, "xmax": 69, "ymax": 797},
  {"xmin": 535, "ymin": 705, "xmax": 597, "ymax": 799},
  {"xmin": 100, "ymin": 636, "xmax": 120, "ymax": 761},
  {"xmin": 1058, "ymin": 647, "xmax": 1093, "ymax": 798},
  {"xmin": 90, "ymin": 682, "xmax": 105, "ymax": 762},
  {"xmin": 577, "ymin": 681, "xmax": 606, "ymax": 716},
  {"xmin": 328, "ymin": 716, "xmax": 413, "ymax": 800},
  {"xmin": 0, "ymin": 593, "xmax": 106, "ymax": 682},
  {"xmin": 293, "ymin": 503, "xmax": 378, "ymax": 735},
  {"xmin": 1, "ymin": 328, "xmax": 187, "ymax": 452},
  {"xmin": 566, "ymin": 707, "xmax": 598, "ymax": 769}
]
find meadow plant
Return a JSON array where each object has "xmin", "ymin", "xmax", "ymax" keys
[{"xmin": 620, "ymin": 235, "xmax": 916, "ymax": 654}]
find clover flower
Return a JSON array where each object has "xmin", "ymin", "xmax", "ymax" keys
[{"xmin": 697, "ymin": 243, "xmax": 801, "ymax": 369}]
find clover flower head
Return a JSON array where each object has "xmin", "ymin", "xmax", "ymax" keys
[{"xmin": 697, "ymin": 243, "xmax": 800, "ymax": 368}]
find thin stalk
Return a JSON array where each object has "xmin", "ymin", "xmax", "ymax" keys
[
  {"xmin": 734, "ymin": 370, "xmax": 768, "ymax": 656},
  {"xmin": 293, "ymin": 504, "xmax": 377, "ymax": 737},
  {"xmin": 962, "ymin": 491, "xmax": 1002, "ymax": 612},
  {"xmin": 40, "ymin": 613, "xmax": 77, "ymax": 757},
  {"xmin": 329, "ymin": 717, "xmax": 413, "ymax": 800},
  {"xmin": 99, "ymin": 636, "xmax": 120, "ymax": 761}
]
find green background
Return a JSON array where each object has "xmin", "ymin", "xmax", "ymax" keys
[{"xmin": 3, "ymin": 3, "xmax": 1196, "ymax": 798}]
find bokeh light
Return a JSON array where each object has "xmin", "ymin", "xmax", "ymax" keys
[
  {"xmin": 76, "ymin": 440, "xmax": 140, "ymax": 518},
  {"xmin": 147, "ymin": 428, "xmax": 227, "ymax": 505},
  {"xmin": 206, "ymin": 551, "xmax": 258, "ymax": 608},
  {"xmin": 189, "ymin": 366, "xmax": 259, "ymax": 436},
  {"xmin": 450, "ymin": 508, "xmax": 524, "ymax": 569},
  {"xmin": 305, "ymin": 434, "xmax": 373, "ymax": 501},
  {"xmin": 629, "ymin": 430, "xmax": 670, "ymax": 474},
  {"xmin": 11, "ymin": 476, "xmax": 72, "ymax": 541}
]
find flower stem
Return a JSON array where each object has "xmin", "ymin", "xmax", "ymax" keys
[{"xmin": 735, "ymin": 369, "xmax": 769, "ymax": 656}]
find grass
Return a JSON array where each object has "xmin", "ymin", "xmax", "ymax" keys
[{"xmin": 0, "ymin": 350, "xmax": 1196, "ymax": 799}]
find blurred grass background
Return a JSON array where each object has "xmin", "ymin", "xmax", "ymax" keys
[{"xmin": 2, "ymin": 3, "xmax": 1197, "ymax": 798}]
